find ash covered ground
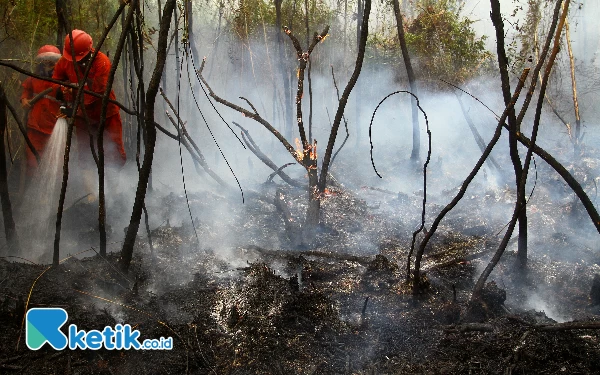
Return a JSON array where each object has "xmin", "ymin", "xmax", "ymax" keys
[{"xmin": 1, "ymin": 139, "xmax": 600, "ymax": 374}]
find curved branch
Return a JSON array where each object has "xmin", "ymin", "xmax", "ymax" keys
[{"xmin": 412, "ymin": 68, "xmax": 531, "ymax": 295}]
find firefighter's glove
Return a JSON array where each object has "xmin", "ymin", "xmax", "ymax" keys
[
  {"xmin": 56, "ymin": 89, "xmax": 65, "ymax": 102},
  {"xmin": 59, "ymin": 105, "xmax": 74, "ymax": 118}
]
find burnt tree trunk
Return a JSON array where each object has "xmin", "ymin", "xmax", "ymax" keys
[
  {"xmin": 98, "ymin": 1, "xmax": 135, "ymax": 257},
  {"xmin": 55, "ymin": 0, "xmax": 68, "ymax": 50},
  {"xmin": 412, "ymin": 68, "xmax": 532, "ymax": 295},
  {"xmin": 490, "ymin": 0, "xmax": 528, "ymax": 267},
  {"xmin": 120, "ymin": 0, "xmax": 176, "ymax": 272},
  {"xmin": 473, "ymin": 0, "xmax": 570, "ymax": 298},
  {"xmin": 317, "ymin": 0, "xmax": 371, "ymax": 215},
  {"xmin": 0, "ymin": 84, "xmax": 20, "ymax": 256},
  {"xmin": 392, "ymin": 0, "xmax": 420, "ymax": 162}
]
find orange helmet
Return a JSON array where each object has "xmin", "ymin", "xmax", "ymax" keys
[
  {"xmin": 35, "ymin": 45, "xmax": 61, "ymax": 62},
  {"xmin": 63, "ymin": 30, "xmax": 93, "ymax": 61}
]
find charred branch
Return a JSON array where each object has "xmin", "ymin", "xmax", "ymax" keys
[
  {"xmin": 392, "ymin": 0, "xmax": 420, "ymax": 161},
  {"xmin": 412, "ymin": 68, "xmax": 531, "ymax": 295},
  {"xmin": 120, "ymin": 0, "xmax": 176, "ymax": 273},
  {"xmin": 329, "ymin": 66, "xmax": 348, "ymax": 168},
  {"xmin": 283, "ymin": 26, "xmax": 329, "ymax": 152},
  {"xmin": 4, "ymin": 94, "xmax": 40, "ymax": 164},
  {"xmin": 232, "ymin": 121, "xmax": 303, "ymax": 188},
  {"xmin": 473, "ymin": 0, "xmax": 570, "ymax": 298},
  {"xmin": 491, "ymin": 0, "xmax": 527, "ymax": 265},
  {"xmin": 319, "ymin": 0, "xmax": 370, "ymax": 192},
  {"xmin": 267, "ymin": 163, "xmax": 296, "ymax": 184},
  {"xmin": 198, "ymin": 59, "xmax": 297, "ymax": 161},
  {"xmin": 455, "ymin": 93, "xmax": 503, "ymax": 173},
  {"xmin": 164, "ymin": 109, "xmax": 227, "ymax": 187},
  {"xmin": 54, "ymin": 5, "xmax": 127, "ymax": 266},
  {"xmin": 159, "ymin": 87, "xmax": 228, "ymax": 187},
  {"xmin": 97, "ymin": 0, "xmax": 136, "ymax": 257}
]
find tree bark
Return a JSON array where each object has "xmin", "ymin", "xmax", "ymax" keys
[
  {"xmin": 120, "ymin": 0, "xmax": 176, "ymax": 272},
  {"xmin": 97, "ymin": 1, "xmax": 135, "ymax": 257},
  {"xmin": 0, "ymin": 84, "xmax": 20, "ymax": 256},
  {"xmin": 490, "ymin": 0, "xmax": 528, "ymax": 267},
  {"xmin": 473, "ymin": 0, "xmax": 570, "ymax": 298},
  {"xmin": 392, "ymin": 0, "xmax": 420, "ymax": 161},
  {"xmin": 412, "ymin": 68, "xmax": 531, "ymax": 295},
  {"xmin": 318, "ymin": 0, "xmax": 371, "ymax": 190},
  {"xmin": 55, "ymin": 0, "xmax": 68, "ymax": 50}
]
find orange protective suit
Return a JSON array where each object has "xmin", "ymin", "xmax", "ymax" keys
[
  {"xmin": 52, "ymin": 51, "xmax": 126, "ymax": 167},
  {"xmin": 21, "ymin": 77, "xmax": 61, "ymax": 171}
]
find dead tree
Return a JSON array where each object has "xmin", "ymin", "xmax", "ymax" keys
[
  {"xmin": 55, "ymin": 0, "xmax": 68, "ymax": 51},
  {"xmin": 491, "ymin": 0, "xmax": 528, "ymax": 267},
  {"xmin": 392, "ymin": 0, "xmax": 420, "ymax": 161},
  {"xmin": 199, "ymin": 0, "xmax": 373, "ymax": 245},
  {"xmin": 410, "ymin": 0, "xmax": 599, "ymax": 296},
  {"xmin": 97, "ymin": 1, "xmax": 136, "ymax": 257},
  {"xmin": 472, "ymin": 0, "xmax": 571, "ymax": 299},
  {"xmin": 0, "ymin": 83, "xmax": 20, "ymax": 256},
  {"xmin": 54, "ymin": 4, "xmax": 128, "ymax": 266},
  {"xmin": 411, "ymin": 67, "xmax": 531, "ymax": 294},
  {"xmin": 120, "ymin": 0, "xmax": 176, "ymax": 272}
]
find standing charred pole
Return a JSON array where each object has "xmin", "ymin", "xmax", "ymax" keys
[
  {"xmin": 392, "ymin": 0, "xmax": 420, "ymax": 161},
  {"xmin": 0, "ymin": 84, "xmax": 20, "ymax": 256},
  {"xmin": 490, "ymin": 0, "xmax": 528, "ymax": 267},
  {"xmin": 318, "ymin": 0, "xmax": 371, "ymax": 218},
  {"xmin": 473, "ymin": 0, "xmax": 571, "ymax": 298},
  {"xmin": 97, "ymin": 1, "xmax": 136, "ymax": 257},
  {"xmin": 120, "ymin": 0, "xmax": 176, "ymax": 272},
  {"xmin": 55, "ymin": 0, "xmax": 68, "ymax": 51}
]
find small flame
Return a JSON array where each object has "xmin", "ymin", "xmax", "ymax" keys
[
  {"xmin": 294, "ymin": 138, "xmax": 318, "ymax": 162},
  {"xmin": 294, "ymin": 138, "xmax": 304, "ymax": 160}
]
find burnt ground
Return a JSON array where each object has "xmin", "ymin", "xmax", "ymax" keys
[{"xmin": 1, "ymin": 155, "xmax": 600, "ymax": 374}]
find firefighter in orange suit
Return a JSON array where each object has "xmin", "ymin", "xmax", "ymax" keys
[
  {"xmin": 20, "ymin": 45, "xmax": 62, "ymax": 175},
  {"xmin": 52, "ymin": 30, "xmax": 126, "ymax": 200}
]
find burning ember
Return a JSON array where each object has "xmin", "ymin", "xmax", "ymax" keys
[{"xmin": 294, "ymin": 138, "xmax": 317, "ymax": 163}]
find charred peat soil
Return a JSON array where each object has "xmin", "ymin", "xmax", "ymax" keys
[{"xmin": 2, "ymin": 155, "xmax": 600, "ymax": 374}]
